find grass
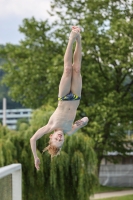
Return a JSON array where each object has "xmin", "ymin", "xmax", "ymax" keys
[
  {"xmin": 96, "ymin": 194, "xmax": 133, "ymax": 200},
  {"xmin": 94, "ymin": 186, "xmax": 133, "ymax": 194}
]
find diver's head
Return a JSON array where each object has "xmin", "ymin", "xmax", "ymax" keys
[{"xmin": 42, "ymin": 129, "xmax": 64, "ymax": 158}]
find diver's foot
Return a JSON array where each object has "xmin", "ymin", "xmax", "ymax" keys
[
  {"xmin": 72, "ymin": 26, "xmax": 81, "ymax": 41},
  {"xmin": 72, "ymin": 26, "xmax": 81, "ymax": 33}
]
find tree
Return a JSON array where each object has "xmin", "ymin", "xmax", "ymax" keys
[
  {"xmin": 0, "ymin": 18, "xmax": 64, "ymax": 108},
  {"xmin": 0, "ymin": 63, "xmax": 23, "ymax": 109},
  {"xmin": 0, "ymin": 106, "xmax": 97, "ymax": 200},
  {"xmin": 49, "ymin": 0, "xmax": 133, "ymax": 172}
]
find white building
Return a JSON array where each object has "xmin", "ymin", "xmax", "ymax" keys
[{"xmin": 0, "ymin": 108, "xmax": 32, "ymax": 130}]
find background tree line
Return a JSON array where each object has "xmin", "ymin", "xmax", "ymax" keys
[
  {"xmin": 0, "ymin": 0, "xmax": 133, "ymax": 199},
  {"xmin": 0, "ymin": 54, "xmax": 23, "ymax": 109}
]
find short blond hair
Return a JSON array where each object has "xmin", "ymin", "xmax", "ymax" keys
[{"xmin": 42, "ymin": 141, "xmax": 61, "ymax": 159}]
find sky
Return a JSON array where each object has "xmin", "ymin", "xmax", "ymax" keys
[{"xmin": 0, "ymin": 0, "xmax": 53, "ymax": 44}]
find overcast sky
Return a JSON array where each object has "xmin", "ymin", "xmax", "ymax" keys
[{"xmin": 0, "ymin": 0, "xmax": 53, "ymax": 44}]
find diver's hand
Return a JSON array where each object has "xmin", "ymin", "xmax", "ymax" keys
[
  {"xmin": 75, "ymin": 117, "xmax": 89, "ymax": 127},
  {"xmin": 34, "ymin": 157, "xmax": 40, "ymax": 171}
]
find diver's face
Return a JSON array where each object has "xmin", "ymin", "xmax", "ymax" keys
[{"xmin": 49, "ymin": 130, "xmax": 64, "ymax": 148}]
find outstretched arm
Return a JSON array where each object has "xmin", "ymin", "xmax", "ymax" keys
[
  {"xmin": 30, "ymin": 124, "xmax": 52, "ymax": 170},
  {"xmin": 67, "ymin": 117, "xmax": 89, "ymax": 136}
]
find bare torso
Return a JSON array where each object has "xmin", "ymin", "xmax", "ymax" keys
[{"xmin": 48, "ymin": 100, "xmax": 80, "ymax": 133}]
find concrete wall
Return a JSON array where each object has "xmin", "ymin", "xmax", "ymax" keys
[{"xmin": 99, "ymin": 164, "xmax": 133, "ymax": 187}]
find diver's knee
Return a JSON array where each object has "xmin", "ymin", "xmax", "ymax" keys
[
  {"xmin": 64, "ymin": 65, "xmax": 72, "ymax": 76},
  {"xmin": 73, "ymin": 67, "xmax": 81, "ymax": 75}
]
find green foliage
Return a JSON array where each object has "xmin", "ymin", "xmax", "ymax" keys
[
  {"xmin": 0, "ymin": 107, "xmax": 97, "ymax": 200},
  {"xmin": 0, "ymin": 67, "xmax": 23, "ymax": 109},
  {"xmin": 0, "ymin": 125, "xmax": 17, "ymax": 166},
  {"xmin": 16, "ymin": 118, "xmax": 29, "ymax": 131}
]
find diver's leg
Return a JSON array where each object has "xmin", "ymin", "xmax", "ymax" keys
[
  {"xmin": 71, "ymin": 28, "xmax": 82, "ymax": 97},
  {"xmin": 58, "ymin": 30, "xmax": 79, "ymax": 97}
]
